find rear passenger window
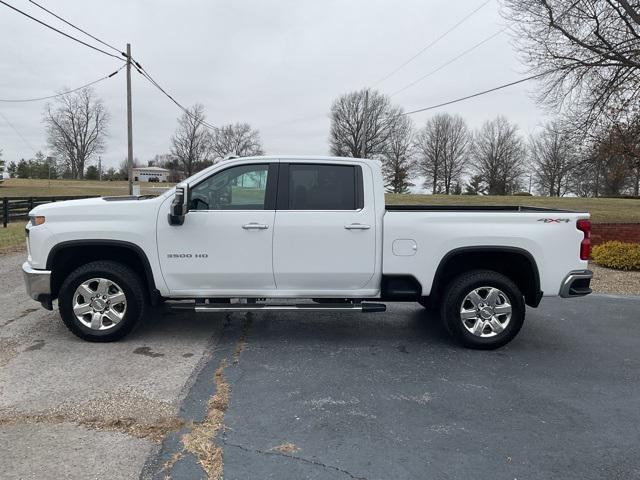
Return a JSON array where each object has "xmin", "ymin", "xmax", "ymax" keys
[{"xmin": 288, "ymin": 164, "xmax": 357, "ymax": 210}]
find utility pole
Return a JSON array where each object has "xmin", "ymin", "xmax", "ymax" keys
[
  {"xmin": 126, "ymin": 43, "xmax": 134, "ymax": 195},
  {"xmin": 46, "ymin": 156, "xmax": 54, "ymax": 189},
  {"xmin": 361, "ymin": 88, "xmax": 369, "ymax": 159},
  {"xmin": 98, "ymin": 156, "xmax": 102, "ymax": 181}
]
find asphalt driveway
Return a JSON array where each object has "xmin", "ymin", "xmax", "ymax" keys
[{"xmin": 1, "ymin": 252, "xmax": 639, "ymax": 480}]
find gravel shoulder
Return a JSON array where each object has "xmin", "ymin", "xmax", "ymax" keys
[{"xmin": 589, "ymin": 263, "xmax": 640, "ymax": 295}]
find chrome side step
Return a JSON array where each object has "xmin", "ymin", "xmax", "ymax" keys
[{"xmin": 171, "ymin": 302, "xmax": 386, "ymax": 313}]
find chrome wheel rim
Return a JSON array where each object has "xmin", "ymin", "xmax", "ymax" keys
[
  {"xmin": 460, "ymin": 286, "xmax": 512, "ymax": 338},
  {"xmin": 72, "ymin": 278, "xmax": 127, "ymax": 331}
]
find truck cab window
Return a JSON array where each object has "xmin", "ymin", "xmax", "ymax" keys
[
  {"xmin": 190, "ymin": 164, "xmax": 269, "ymax": 210},
  {"xmin": 289, "ymin": 164, "xmax": 356, "ymax": 210}
]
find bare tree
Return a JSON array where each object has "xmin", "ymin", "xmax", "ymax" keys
[
  {"xmin": 414, "ymin": 115, "xmax": 446, "ymax": 194},
  {"xmin": 595, "ymin": 140, "xmax": 634, "ymax": 195},
  {"xmin": 329, "ymin": 89, "xmax": 401, "ymax": 158},
  {"xmin": 471, "ymin": 116, "xmax": 526, "ymax": 195},
  {"xmin": 44, "ymin": 87, "xmax": 109, "ymax": 179},
  {"xmin": 414, "ymin": 113, "xmax": 470, "ymax": 194},
  {"xmin": 170, "ymin": 104, "xmax": 214, "ymax": 177},
  {"xmin": 609, "ymin": 112, "xmax": 640, "ymax": 195},
  {"xmin": 566, "ymin": 112, "xmax": 640, "ymax": 197},
  {"xmin": 210, "ymin": 123, "xmax": 264, "ymax": 159},
  {"xmin": 381, "ymin": 115, "xmax": 415, "ymax": 193},
  {"xmin": 580, "ymin": 125, "xmax": 639, "ymax": 196},
  {"xmin": 503, "ymin": 0, "xmax": 640, "ymax": 131},
  {"xmin": 441, "ymin": 115, "xmax": 471, "ymax": 194},
  {"xmin": 529, "ymin": 121, "xmax": 577, "ymax": 196}
]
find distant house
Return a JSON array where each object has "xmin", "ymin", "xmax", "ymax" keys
[
  {"xmin": 0, "ymin": 158, "xmax": 6, "ymax": 182},
  {"xmin": 132, "ymin": 166, "xmax": 170, "ymax": 182}
]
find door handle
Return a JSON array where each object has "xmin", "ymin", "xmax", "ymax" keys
[
  {"xmin": 344, "ymin": 223, "xmax": 371, "ymax": 230},
  {"xmin": 242, "ymin": 222, "xmax": 269, "ymax": 230}
]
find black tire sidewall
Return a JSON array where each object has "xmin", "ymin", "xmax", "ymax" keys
[
  {"xmin": 418, "ymin": 297, "xmax": 434, "ymax": 310},
  {"xmin": 441, "ymin": 270, "xmax": 525, "ymax": 349},
  {"xmin": 59, "ymin": 261, "xmax": 145, "ymax": 342}
]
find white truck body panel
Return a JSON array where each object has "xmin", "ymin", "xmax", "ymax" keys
[
  {"xmin": 383, "ymin": 211, "xmax": 588, "ymax": 297},
  {"xmin": 156, "ymin": 200, "xmax": 277, "ymax": 294},
  {"xmin": 25, "ymin": 155, "xmax": 589, "ymax": 303},
  {"xmin": 26, "ymin": 196, "xmax": 169, "ymax": 294},
  {"xmin": 271, "ymin": 158, "xmax": 383, "ymax": 295}
]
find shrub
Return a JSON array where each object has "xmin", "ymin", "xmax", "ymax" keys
[
  {"xmin": 513, "ymin": 191, "xmax": 533, "ymax": 196},
  {"xmin": 592, "ymin": 241, "xmax": 640, "ymax": 271}
]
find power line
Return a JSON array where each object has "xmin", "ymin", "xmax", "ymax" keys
[
  {"xmin": 0, "ymin": 65, "xmax": 125, "ymax": 103},
  {"xmin": 0, "ymin": 110, "xmax": 38, "ymax": 155},
  {"xmin": 393, "ymin": 1, "xmax": 586, "ymax": 113},
  {"xmin": 133, "ymin": 61, "xmax": 218, "ymax": 131},
  {"xmin": 281, "ymin": 71, "xmax": 546, "ymax": 127},
  {"xmin": 401, "ymin": 72, "xmax": 547, "ymax": 116},
  {"xmin": 373, "ymin": 0, "xmax": 492, "ymax": 87},
  {"xmin": 27, "ymin": 0, "xmax": 124, "ymax": 56},
  {"xmin": 2, "ymin": 1, "xmax": 214, "ymax": 127},
  {"xmin": 0, "ymin": 0, "xmax": 124, "ymax": 61},
  {"xmin": 135, "ymin": 66, "xmax": 217, "ymax": 130},
  {"xmin": 390, "ymin": 29, "xmax": 504, "ymax": 97}
]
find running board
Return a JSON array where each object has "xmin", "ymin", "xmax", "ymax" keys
[{"xmin": 171, "ymin": 302, "xmax": 386, "ymax": 313}]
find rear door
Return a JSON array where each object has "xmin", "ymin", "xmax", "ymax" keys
[{"xmin": 272, "ymin": 162, "xmax": 376, "ymax": 292}]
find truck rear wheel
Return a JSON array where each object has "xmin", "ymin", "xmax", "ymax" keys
[
  {"xmin": 58, "ymin": 260, "xmax": 147, "ymax": 342},
  {"xmin": 440, "ymin": 270, "xmax": 525, "ymax": 349}
]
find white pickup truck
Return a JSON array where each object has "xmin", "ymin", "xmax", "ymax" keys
[{"xmin": 22, "ymin": 156, "xmax": 593, "ymax": 349}]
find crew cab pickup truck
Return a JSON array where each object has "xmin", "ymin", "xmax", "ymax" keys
[{"xmin": 22, "ymin": 156, "xmax": 593, "ymax": 349}]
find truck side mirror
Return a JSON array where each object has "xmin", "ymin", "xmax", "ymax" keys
[{"xmin": 168, "ymin": 184, "xmax": 189, "ymax": 226}]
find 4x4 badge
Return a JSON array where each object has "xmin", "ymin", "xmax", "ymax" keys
[{"xmin": 537, "ymin": 218, "xmax": 571, "ymax": 223}]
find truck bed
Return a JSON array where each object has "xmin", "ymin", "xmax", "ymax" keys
[{"xmin": 385, "ymin": 204, "xmax": 575, "ymax": 213}]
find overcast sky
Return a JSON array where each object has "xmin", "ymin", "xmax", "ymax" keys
[{"xmin": 0, "ymin": 0, "xmax": 550, "ymax": 176}]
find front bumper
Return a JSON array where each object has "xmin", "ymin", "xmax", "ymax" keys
[
  {"xmin": 559, "ymin": 269, "xmax": 593, "ymax": 298},
  {"xmin": 22, "ymin": 262, "xmax": 53, "ymax": 310}
]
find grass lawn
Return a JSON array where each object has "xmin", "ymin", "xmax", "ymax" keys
[
  {"xmin": 0, "ymin": 223, "xmax": 25, "ymax": 254},
  {"xmin": 386, "ymin": 193, "xmax": 640, "ymax": 224},
  {"xmin": 0, "ymin": 178, "xmax": 174, "ymax": 197}
]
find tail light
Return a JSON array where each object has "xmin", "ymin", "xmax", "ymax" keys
[{"xmin": 576, "ymin": 219, "xmax": 591, "ymax": 260}]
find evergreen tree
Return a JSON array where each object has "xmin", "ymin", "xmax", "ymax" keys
[
  {"xmin": 464, "ymin": 175, "xmax": 486, "ymax": 195},
  {"xmin": 16, "ymin": 159, "xmax": 30, "ymax": 178},
  {"xmin": 85, "ymin": 165, "xmax": 99, "ymax": 180},
  {"xmin": 7, "ymin": 161, "xmax": 17, "ymax": 178}
]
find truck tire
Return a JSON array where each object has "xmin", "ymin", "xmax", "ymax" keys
[
  {"xmin": 58, "ymin": 260, "xmax": 147, "ymax": 342},
  {"xmin": 440, "ymin": 270, "xmax": 525, "ymax": 350}
]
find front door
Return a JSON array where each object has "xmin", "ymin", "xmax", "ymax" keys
[
  {"xmin": 157, "ymin": 162, "xmax": 278, "ymax": 295},
  {"xmin": 272, "ymin": 162, "xmax": 377, "ymax": 292}
]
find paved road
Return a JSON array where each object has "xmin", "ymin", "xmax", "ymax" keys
[{"xmin": 1, "ymin": 252, "xmax": 639, "ymax": 480}]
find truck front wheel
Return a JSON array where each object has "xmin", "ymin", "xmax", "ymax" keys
[
  {"xmin": 440, "ymin": 270, "xmax": 525, "ymax": 350},
  {"xmin": 58, "ymin": 260, "xmax": 147, "ymax": 342}
]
